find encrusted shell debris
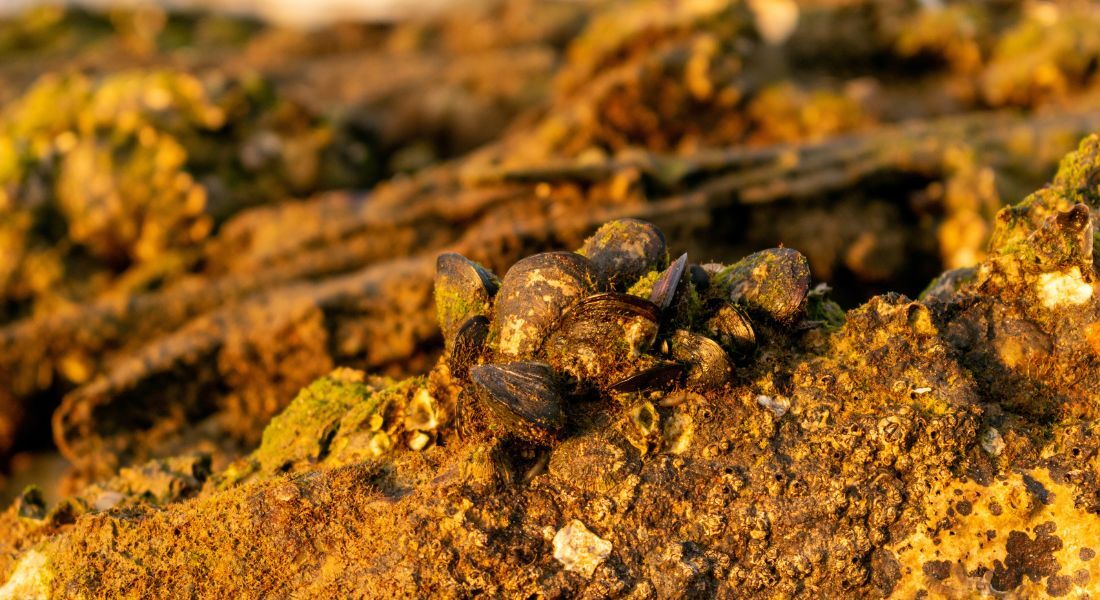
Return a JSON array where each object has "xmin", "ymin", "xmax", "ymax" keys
[
  {"xmin": 625, "ymin": 400, "xmax": 661, "ymax": 453},
  {"xmin": 662, "ymin": 412, "xmax": 694, "ymax": 454},
  {"xmin": 404, "ymin": 388, "xmax": 439, "ymax": 431}
]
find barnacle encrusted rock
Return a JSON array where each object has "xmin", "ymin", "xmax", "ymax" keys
[{"xmin": 3, "ymin": 135, "xmax": 1100, "ymax": 598}]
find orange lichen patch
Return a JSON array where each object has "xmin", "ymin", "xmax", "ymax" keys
[{"xmin": 891, "ymin": 470, "xmax": 1100, "ymax": 597}]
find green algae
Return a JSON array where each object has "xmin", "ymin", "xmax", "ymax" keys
[
  {"xmin": 253, "ymin": 374, "xmax": 377, "ymax": 473},
  {"xmin": 0, "ymin": 67, "xmax": 377, "ymax": 321},
  {"xmin": 626, "ymin": 270, "xmax": 660, "ymax": 298},
  {"xmin": 434, "ymin": 280, "xmax": 492, "ymax": 342},
  {"xmin": 1051, "ymin": 134, "xmax": 1100, "ymax": 209},
  {"xmin": 713, "ymin": 248, "xmax": 810, "ymax": 324},
  {"xmin": 326, "ymin": 376, "xmax": 427, "ymax": 465}
]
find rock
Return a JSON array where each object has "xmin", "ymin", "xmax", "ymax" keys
[{"xmin": 552, "ymin": 520, "xmax": 613, "ymax": 578}]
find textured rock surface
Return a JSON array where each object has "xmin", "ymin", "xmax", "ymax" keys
[
  {"xmin": 6, "ymin": 0, "xmax": 1100, "ymax": 498},
  {"xmin": 1, "ymin": 134, "xmax": 1099, "ymax": 598},
  {"xmin": 4, "ymin": 1, "xmax": 1100, "ymax": 597}
]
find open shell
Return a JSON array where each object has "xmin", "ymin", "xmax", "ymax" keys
[
  {"xmin": 668, "ymin": 329, "xmax": 731, "ymax": 391},
  {"xmin": 704, "ymin": 303, "xmax": 757, "ymax": 360},
  {"xmin": 448, "ymin": 315, "xmax": 490, "ymax": 380}
]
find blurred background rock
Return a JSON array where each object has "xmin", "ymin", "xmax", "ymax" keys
[{"xmin": 2, "ymin": 0, "xmax": 466, "ymax": 26}]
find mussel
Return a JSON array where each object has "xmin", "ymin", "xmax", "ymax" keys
[
  {"xmin": 493, "ymin": 252, "xmax": 598, "ymax": 360},
  {"xmin": 470, "ymin": 362, "xmax": 565, "ymax": 445},
  {"xmin": 688, "ymin": 263, "xmax": 710, "ymax": 291},
  {"xmin": 430, "ymin": 217, "xmax": 806, "ymax": 450},
  {"xmin": 607, "ymin": 359, "xmax": 684, "ymax": 394},
  {"xmin": 579, "ymin": 218, "xmax": 668, "ymax": 290},
  {"xmin": 704, "ymin": 303, "xmax": 756, "ymax": 360},
  {"xmin": 718, "ymin": 248, "xmax": 810, "ymax": 324},
  {"xmin": 668, "ymin": 329, "xmax": 731, "ymax": 391},
  {"xmin": 542, "ymin": 293, "xmax": 660, "ymax": 389},
  {"xmin": 448, "ymin": 315, "xmax": 489, "ymax": 380},
  {"xmin": 435, "ymin": 253, "xmax": 500, "ymax": 348},
  {"xmin": 650, "ymin": 252, "xmax": 689, "ymax": 310}
]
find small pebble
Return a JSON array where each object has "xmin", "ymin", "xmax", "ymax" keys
[
  {"xmin": 553, "ymin": 520, "xmax": 612, "ymax": 578},
  {"xmin": 980, "ymin": 427, "xmax": 1005, "ymax": 456},
  {"xmin": 93, "ymin": 491, "xmax": 125, "ymax": 512}
]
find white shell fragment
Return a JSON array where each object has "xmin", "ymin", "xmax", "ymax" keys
[
  {"xmin": 0, "ymin": 550, "xmax": 51, "ymax": 599},
  {"xmin": 748, "ymin": 0, "xmax": 799, "ymax": 45},
  {"xmin": 980, "ymin": 427, "xmax": 1005, "ymax": 457},
  {"xmin": 369, "ymin": 432, "xmax": 392, "ymax": 457},
  {"xmin": 756, "ymin": 394, "xmax": 790, "ymax": 418},
  {"xmin": 93, "ymin": 491, "xmax": 125, "ymax": 512},
  {"xmin": 1037, "ymin": 267, "xmax": 1093, "ymax": 309},
  {"xmin": 662, "ymin": 413, "xmax": 694, "ymax": 455},
  {"xmin": 408, "ymin": 431, "xmax": 431, "ymax": 451},
  {"xmin": 404, "ymin": 388, "xmax": 439, "ymax": 431},
  {"xmin": 552, "ymin": 520, "xmax": 612, "ymax": 578}
]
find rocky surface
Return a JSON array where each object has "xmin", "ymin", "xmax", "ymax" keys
[
  {"xmin": 2, "ymin": 1, "xmax": 1100, "ymax": 597},
  {"xmin": 1, "ymin": 133, "xmax": 1098, "ymax": 597}
]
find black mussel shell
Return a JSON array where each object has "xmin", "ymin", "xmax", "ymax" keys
[
  {"xmin": 704, "ymin": 303, "xmax": 756, "ymax": 360},
  {"xmin": 448, "ymin": 315, "xmax": 490, "ymax": 380},
  {"xmin": 689, "ymin": 264, "xmax": 710, "ymax": 291},
  {"xmin": 650, "ymin": 252, "xmax": 688, "ymax": 310},
  {"xmin": 542, "ymin": 292, "xmax": 661, "ymax": 387},
  {"xmin": 718, "ymin": 248, "xmax": 810, "ymax": 325},
  {"xmin": 580, "ymin": 219, "xmax": 668, "ymax": 290},
  {"xmin": 668, "ymin": 329, "xmax": 731, "ymax": 391},
  {"xmin": 493, "ymin": 252, "xmax": 597, "ymax": 360},
  {"xmin": 608, "ymin": 360, "xmax": 685, "ymax": 393},
  {"xmin": 435, "ymin": 253, "xmax": 500, "ymax": 348},
  {"xmin": 470, "ymin": 362, "xmax": 565, "ymax": 445}
]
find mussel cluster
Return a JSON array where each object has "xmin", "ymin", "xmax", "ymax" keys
[{"xmin": 434, "ymin": 219, "xmax": 811, "ymax": 445}]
